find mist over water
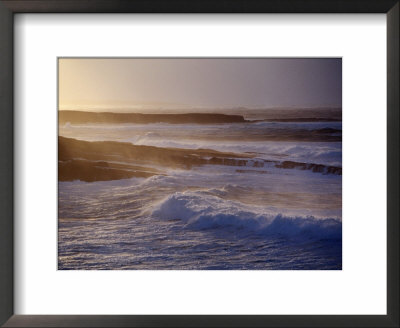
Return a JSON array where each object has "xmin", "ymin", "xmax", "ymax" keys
[{"xmin": 58, "ymin": 109, "xmax": 342, "ymax": 270}]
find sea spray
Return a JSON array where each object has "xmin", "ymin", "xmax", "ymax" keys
[{"xmin": 152, "ymin": 191, "xmax": 342, "ymax": 240}]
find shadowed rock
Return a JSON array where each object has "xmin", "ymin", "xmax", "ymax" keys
[
  {"xmin": 59, "ymin": 136, "xmax": 253, "ymax": 168},
  {"xmin": 58, "ymin": 136, "xmax": 342, "ymax": 182},
  {"xmin": 58, "ymin": 136, "xmax": 256, "ymax": 181},
  {"xmin": 59, "ymin": 159, "xmax": 156, "ymax": 182},
  {"xmin": 275, "ymin": 161, "xmax": 342, "ymax": 175}
]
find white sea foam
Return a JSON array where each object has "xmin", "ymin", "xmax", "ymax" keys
[{"xmin": 152, "ymin": 191, "xmax": 341, "ymax": 239}]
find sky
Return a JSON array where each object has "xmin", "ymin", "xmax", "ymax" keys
[{"xmin": 59, "ymin": 58, "xmax": 342, "ymax": 111}]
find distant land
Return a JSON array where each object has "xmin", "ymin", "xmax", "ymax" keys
[
  {"xmin": 59, "ymin": 111, "xmax": 247, "ymax": 125},
  {"xmin": 59, "ymin": 108, "xmax": 341, "ymax": 125}
]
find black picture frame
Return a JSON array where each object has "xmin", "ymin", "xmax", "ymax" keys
[{"xmin": 0, "ymin": 1, "xmax": 398, "ymax": 327}]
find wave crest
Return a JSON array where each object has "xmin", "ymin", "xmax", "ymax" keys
[{"xmin": 152, "ymin": 191, "xmax": 341, "ymax": 239}]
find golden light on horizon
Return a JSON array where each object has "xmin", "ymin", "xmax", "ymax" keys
[{"xmin": 59, "ymin": 58, "xmax": 342, "ymax": 112}]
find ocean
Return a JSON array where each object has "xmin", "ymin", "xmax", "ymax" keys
[{"xmin": 58, "ymin": 109, "xmax": 342, "ymax": 270}]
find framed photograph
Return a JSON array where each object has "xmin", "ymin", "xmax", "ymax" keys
[
  {"xmin": 0, "ymin": 0, "xmax": 398, "ymax": 327},
  {"xmin": 57, "ymin": 57, "xmax": 343, "ymax": 271}
]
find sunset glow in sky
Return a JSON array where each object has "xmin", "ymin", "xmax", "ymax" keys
[{"xmin": 59, "ymin": 58, "xmax": 342, "ymax": 111}]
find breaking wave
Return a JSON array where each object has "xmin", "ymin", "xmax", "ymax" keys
[{"xmin": 152, "ymin": 191, "xmax": 342, "ymax": 240}]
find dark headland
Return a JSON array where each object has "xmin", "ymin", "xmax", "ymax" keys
[
  {"xmin": 58, "ymin": 136, "xmax": 254, "ymax": 182},
  {"xmin": 59, "ymin": 111, "xmax": 247, "ymax": 125}
]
